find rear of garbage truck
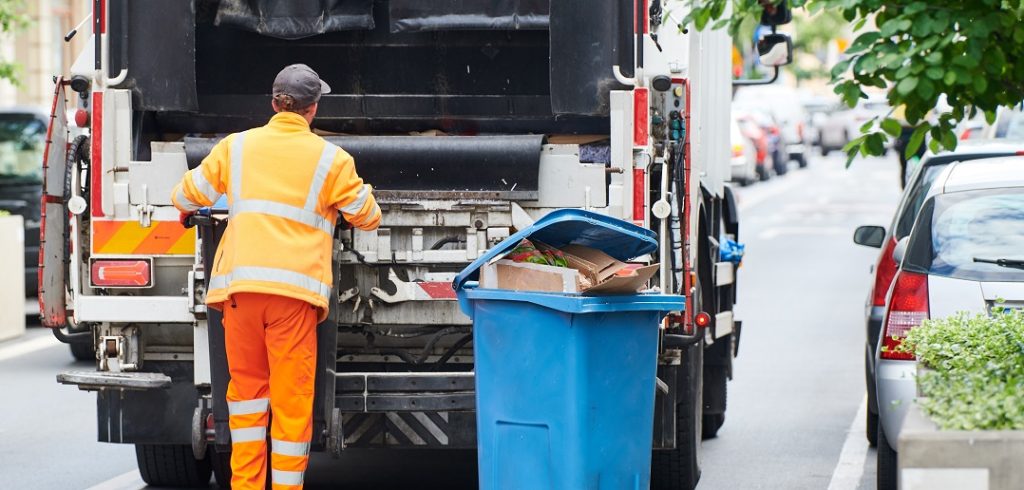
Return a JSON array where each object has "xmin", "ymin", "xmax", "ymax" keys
[{"xmin": 43, "ymin": 1, "xmax": 741, "ymax": 488}]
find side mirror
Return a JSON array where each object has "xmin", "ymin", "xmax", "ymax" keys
[
  {"xmin": 760, "ymin": 0, "xmax": 792, "ymax": 26},
  {"xmin": 853, "ymin": 225, "xmax": 886, "ymax": 248},
  {"xmin": 757, "ymin": 33, "xmax": 793, "ymax": 67},
  {"xmin": 893, "ymin": 237, "xmax": 910, "ymax": 264}
]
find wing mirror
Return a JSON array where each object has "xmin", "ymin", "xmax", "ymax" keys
[
  {"xmin": 757, "ymin": 33, "xmax": 793, "ymax": 67},
  {"xmin": 893, "ymin": 237, "xmax": 910, "ymax": 264},
  {"xmin": 760, "ymin": 0, "xmax": 792, "ymax": 26},
  {"xmin": 853, "ymin": 225, "xmax": 886, "ymax": 248}
]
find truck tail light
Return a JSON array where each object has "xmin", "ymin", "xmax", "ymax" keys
[
  {"xmin": 871, "ymin": 237, "xmax": 899, "ymax": 307},
  {"xmin": 91, "ymin": 259, "xmax": 151, "ymax": 287},
  {"xmin": 880, "ymin": 270, "xmax": 929, "ymax": 361},
  {"xmin": 633, "ymin": 168, "xmax": 645, "ymax": 225}
]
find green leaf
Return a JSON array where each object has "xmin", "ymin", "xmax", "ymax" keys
[
  {"xmin": 831, "ymin": 58, "xmax": 853, "ymax": 79},
  {"xmin": 943, "ymin": 71, "xmax": 957, "ymax": 85},
  {"xmin": 940, "ymin": 127, "xmax": 957, "ymax": 149},
  {"xmin": 846, "ymin": 32, "xmax": 881, "ymax": 54},
  {"xmin": 881, "ymin": 118, "xmax": 902, "ymax": 137},
  {"xmin": 973, "ymin": 76, "xmax": 988, "ymax": 93},
  {"xmin": 897, "ymin": 76, "xmax": 919, "ymax": 95},
  {"xmin": 925, "ymin": 67, "xmax": 944, "ymax": 80},
  {"xmin": 906, "ymin": 125, "xmax": 928, "ymax": 159},
  {"xmin": 859, "ymin": 118, "xmax": 876, "ymax": 133},
  {"xmin": 866, "ymin": 133, "xmax": 886, "ymax": 155},
  {"xmin": 919, "ymin": 78, "xmax": 935, "ymax": 99}
]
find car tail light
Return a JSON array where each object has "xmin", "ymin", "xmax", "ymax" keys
[
  {"xmin": 871, "ymin": 237, "xmax": 899, "ymax": 307},
  {"xmin": 91, "ymin": 259, "xmax": 151, "ymax": 287},
  {"xmin": 880, "ymin": 270, "xmax": 929, "ymax": 360},
  {"xmin": 959, "ymin": 128, "xmax": 973, "ymax": 140},
  {"xmin": 732, "ymin": 143, "xmax": 744, "ymax": 158}
]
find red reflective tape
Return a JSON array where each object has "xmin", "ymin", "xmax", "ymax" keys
[
  {"xmin": 633, "ymin": 168, "xmax": 645, "ymax": 222},
  {"xmin": 91, "ymin": 92, "xmax": 104, "ymax": 217},
  {"xmin": 633, "ymin": 88, "xmax": 649, "ymax": 146},
  {"xmin": 418, "ymin": 282, "xmax": 457, "ymax": 300},
  {"xmin": 96, "ymin": 0, "xmax": 106, "ymax": 33},
  {"xmin": 643, "ymin": 0, "xmax": 649, "ymax": 33}
]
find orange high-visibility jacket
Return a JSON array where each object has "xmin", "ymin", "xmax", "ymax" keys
[{"xmin": 171, "ymin": 112, "xmax": 381, "ymax": 320}]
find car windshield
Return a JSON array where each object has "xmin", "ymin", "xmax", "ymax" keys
[
  {"xmin": 997, "ymin": 109, "xmax": 1024, "ymax": 139},
  {"xmin": 908, "ymin": 189, "xmax": 1024, "ymax": 282},
  {"xmin": 0, "ymin": 114, "xmax": 46, "ymax": 184}
]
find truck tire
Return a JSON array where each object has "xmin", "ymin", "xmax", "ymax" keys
[
  {"xmin": 651, "ymin": 340, "xmax": 703, "ymax": 490},
  {"xmin": 135, "ymin": 444, "xmax": 212, "ymax": 488},
  {"xmin": 69, "ymin": 342, "xmax": 93, "ymax": 361},
  {"xmin": 876, "ymin": 424, "xmax": 898, "ymax": 490},
  {"xmin": 210, "ymin": 447, "xmax": 231, "ymax": 489},
  {"xmin": 701, "ymin": 367, "xmax": 726, "ymax": 439}
]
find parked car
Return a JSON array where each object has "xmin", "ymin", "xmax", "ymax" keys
[
  {"xmin": 730, "ymin": 113, "xmax": 758, "ymax": 185},
  {"xmin": 852, "ymin": 141, "xmax": 1024, "ymax": 451},
  {"xmin": 736, "ymin": 109, "xmax": 786, "ymax": 176},
  {"xmin": 801, "ymin": 94, "xmax": 840, "ymax": 151},
  {"xmin": 733, "ymin": 85, "xmax": 810, "ymax": 168},
  {"xmin": 819, "ymin": 96, "xmax": 890, "ymax": 155},
  {"xmin": 865, "ymin": 156, "xmax": 1024, "ymax": 489},
  {"xmin": 984, "ymin": 105, "xmax": 1024, "ymax": 139},
  {"xmin": 0, "ymin": 108, "xmax": 46, "ymax": 300}
]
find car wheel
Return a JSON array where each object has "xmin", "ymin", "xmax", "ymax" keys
[
  {"xmin": 794, "ymin": 153, "xmax": 808, "ymax": 168},
  {"xmin": 866, "ymin": 408, "xmax": 879, "ymax": 447},
  {"xmin": 877, "ymin": 424, "xmax": 898, "ymax": 490}
]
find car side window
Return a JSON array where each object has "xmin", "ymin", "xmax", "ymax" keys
[{"xmin": 895, "ymin": 164, "xmax": 948, "ymax": 238}]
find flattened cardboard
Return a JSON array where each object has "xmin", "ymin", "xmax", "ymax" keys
[
  {"xmin": 584, "ymin": 264, "xmax": 660, "ymax": 294},
  {"xmin": 480, "ymin": 259, "xmax": 578, "ymax": 293}
]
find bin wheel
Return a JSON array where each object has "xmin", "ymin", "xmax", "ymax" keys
[
  {"xmin": 210, "ymin": 446, "xmax": 232, "ymax": 489},
  {"xmin": 651, "ymin": 338, "xmax": 703, "ymax": 490},
  {"xmin": 135, "ymin": 444, "xmax": 212, "ymax": 488},
  {"xmin": 69, "ymin": 341, "xmax": 94, "ymax": 361}
]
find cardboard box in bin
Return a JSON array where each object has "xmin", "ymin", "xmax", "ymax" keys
[{"xmin": 480, "ymin": 241, "xmax": 659, "ymax": 294}]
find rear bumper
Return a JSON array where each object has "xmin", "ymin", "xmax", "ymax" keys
[{"xmin": 876, "ymin": 358, "xmax": 917, "ymax": 449}]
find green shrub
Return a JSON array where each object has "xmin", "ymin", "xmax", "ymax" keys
[{"xmin": 899, "ymin": 308, "xmax": 1024, "ymax": 431}]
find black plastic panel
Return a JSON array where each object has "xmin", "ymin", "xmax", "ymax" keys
[
  {"xmin": 389, "ymin": 0, "xmax": 548, "ymax": 32},
  {"xmin": 215, "ymin": 0, "xmax": 374, "ymax": 40},
  {"xmin": 549, "ymin": 0, "xmax": 624, "ymax": 115}
]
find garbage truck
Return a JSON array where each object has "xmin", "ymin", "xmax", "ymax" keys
[{"xmin": 43, "ymin": 1, "xmax": 792, "ymax": 487}]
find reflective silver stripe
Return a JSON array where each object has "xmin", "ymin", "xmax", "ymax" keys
[
  {"xmin": 207, "ymin": 266, "xmax": 330, "ymax": 299},
  {"xmin": 304, "ymin": 143, "xmax": 338, "ymax": 211},
  {"xmin": 339, "ymin": 184, "xmax": 371, "ymax": 216},
  {"xmin": 272, "ymin": 469, "xmax": 304, "ymax": 486},
  {"xmin": 230, "ymin": 426, "xmax": 266, "ymax": 443},
  {"xmin": 231, "ymin": 199, "xmax": 333, "ymax": 235},
  {"xmin": 175, "ymin": 186, "xmax": 202, "ymax": 212},
  {"xmin": 227, "ymin": 398, "xmax": 269, "ymax": 416},
  {"xmin": 271, "ymin": 439, "xmax": 311, "ymax": 458},
  {"xmin": 191, "ymin": 168, "xmax": 222, "ymax": 204},
  {"xmin": 230, "ymin": 132, "xmax": 246, "ymax": 201}
]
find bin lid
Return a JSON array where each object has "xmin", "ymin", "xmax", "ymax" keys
[
  {"xmin": 197, "ymin": 195, "xmax": 229, "ymax": 216},
  {"xmin": 453, "ymin": 209, "xmax": 659, "ymax": 291},
  {"xmin": 458, "ymin": 288, "xmax": 684, "ymax": 316}
]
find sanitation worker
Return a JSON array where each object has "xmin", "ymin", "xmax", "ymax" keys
[{"xmin": 171, "ymin": 63, "xmax": 381, "ymax": 490}]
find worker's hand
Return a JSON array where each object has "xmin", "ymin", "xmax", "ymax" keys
[{"xmin": 179, "ymin": 211, "xmax": 195, "ymax": 229}]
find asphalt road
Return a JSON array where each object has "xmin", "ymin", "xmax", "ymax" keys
[{"xmin": 0, "ymin": 150, "xmax": 900, "ymax": 489}]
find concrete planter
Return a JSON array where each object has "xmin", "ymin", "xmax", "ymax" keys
[
  {"xmin": 899, "ymin": 402, "xmax": 1024, "ymax": 490},
  {"xmin": 0, "ymin": 215, "xmax": 25, "ymax": 342}
]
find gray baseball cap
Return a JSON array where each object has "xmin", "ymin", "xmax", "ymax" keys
[{"xmin": 272, "ymin": 64, "xmax": 331, "ymax": 108}]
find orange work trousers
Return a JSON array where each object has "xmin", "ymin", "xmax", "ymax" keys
[{"xmin": 223, "ymin": 292, "xmax": 318, "ymax": 490}]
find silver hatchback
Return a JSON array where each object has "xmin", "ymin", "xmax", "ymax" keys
[{"xmin": 874, "ymin": 156, "xmax": 1024, "ymax": 489}]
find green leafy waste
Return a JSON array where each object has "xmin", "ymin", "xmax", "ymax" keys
[{"xmin": 899, "ymin": 308, "xmax": 1024, "ymax": 431}]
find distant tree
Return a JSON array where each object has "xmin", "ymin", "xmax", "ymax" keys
[
  {"xmin": 683, "ymin": 0, "xmax": 1024, "ymax": 164},
  {"xmin": 0, "ymin": 0, "xmax": 29, "ymax": 84}
]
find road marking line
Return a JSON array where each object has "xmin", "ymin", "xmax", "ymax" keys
[
  {"xmin": 827, "ymin": 398, "xmax": 870, "ymax": 490},
  {"xmin": 0, "ymin": 333, "xmax": 61, "ymax": 362},
  {"xmin": 84, "ymin": 470, "xmax": 145, "ymax": 490}
]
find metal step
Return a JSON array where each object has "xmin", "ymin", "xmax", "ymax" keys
[{"xmin": 57, "ymin": 370, "xmax": 172, "ymax": 391}]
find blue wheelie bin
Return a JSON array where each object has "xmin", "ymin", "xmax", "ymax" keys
[{"xmin": 454, "ymin": 209, "xmax": 684, "ymax": 490}]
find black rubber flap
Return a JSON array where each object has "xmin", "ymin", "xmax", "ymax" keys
[
  {"xmin": 549, "ymin": 0, "xmax": 623, "ymax": 115},
  {"xmin": 184, "ymin": 134, "xmax": 544, "ymax": 198},
  {"xmin": 215, "ymin": 0, "xmax": 374, "ymax": 40},
  {"xmin": 389, "ymin": 0, "xmax": 549, "ymax": 32}
]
